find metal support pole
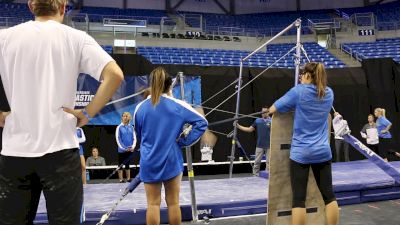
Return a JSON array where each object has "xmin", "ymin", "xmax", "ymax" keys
[
  {"xmin": 294, "ymin": 18, "xmax": 302, "ymax": 86},
  {"xmin": 178, "ymin": 72, "xmax": 198, "ymax": 222},
  {"xmin": 228, "ymin": 61, "xmax": 243, "ymax": 178},
  {"xmin": 227, "ymin": 19, "xmax": 302, "ymax": 178}
]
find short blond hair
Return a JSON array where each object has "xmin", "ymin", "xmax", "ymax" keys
[
  {"xmin": 29, "ymin": 0, "xmax": 67, "ymax": 17},
  {"xmin": 122, "ymin": 112, "xmax": 132, "ymax": 122}
]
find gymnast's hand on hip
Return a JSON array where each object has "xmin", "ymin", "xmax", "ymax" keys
[
  {"xmin": 62, "ymin": 107, "xmax": 89, "ymax": 127},
  {"xmin": 0, "ymin": 111, "xmax": 10, "ymax": 127}
]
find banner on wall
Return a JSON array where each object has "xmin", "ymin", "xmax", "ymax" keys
[{"xmin": 75, "ymin": 74, "xmax": 202, "ymax": 125}]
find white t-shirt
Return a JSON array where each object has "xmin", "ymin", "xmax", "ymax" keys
[{"xmin": 0, "ymin": 20, "xmax": 113, "ymax": 157}]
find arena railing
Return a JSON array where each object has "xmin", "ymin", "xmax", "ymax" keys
[
  {"xmin": 204, "ymin": 25, "xmax": 311, "ymax": 38},
  {"xmin": 350, "ymin": 12, "xmax": 375, "ymax": 27},
  {"xmin": 376, "ymin": 21, "xmax": 400, "ymax": 31},
  {"xmin": 307, "ymin": 18, "xmax": 341, "ymax": 31},
  {"xmin": 85, "ymin": 160, "xmax": 267, "ymax": 170}
]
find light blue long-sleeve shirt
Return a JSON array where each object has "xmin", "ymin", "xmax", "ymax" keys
[{"xmin": 133, "ymin": 94, "xmax": 208, "ymax": 183}]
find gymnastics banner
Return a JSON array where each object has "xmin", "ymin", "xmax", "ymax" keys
[{"xmin": 75, "ymin": 74, "xmax": 202, "ymax": 125}]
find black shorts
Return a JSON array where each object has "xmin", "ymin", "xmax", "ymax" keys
[
  {"xmin": 118, "ymin": 152, "xmax": 133, "ymax": 170},
  {"xmin": 290, "ymin": 159, "xmax": 336, "ymax": 208},
  {"xmin": 0, "ymin": 149, "xmax": 83, "ymax": 225}
]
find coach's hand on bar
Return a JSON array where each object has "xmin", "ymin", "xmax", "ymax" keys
[
  {"xmin": 0, "ymin": 111, "xmax": 10, "ymax": 127},
  {"xmin": 63, "ymin": 107, "xmax": 89, "ymax": 127}
]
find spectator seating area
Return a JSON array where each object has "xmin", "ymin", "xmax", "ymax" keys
[
  {"xmin": 2, "ymin": 1, "xmax": 400, "ymax": 33},
  {"xmin": 0, "ymin": 3, "xmax": 333, "ymax": 36},
  {"xmin": 337, "ymin": 1, "xmax": 400, "ymax": 30},
  {"xmin": 0, "ymin": 2, "xmax": 32, "ymax": 21},
  {"xmin": 341, "ymin": 38, "xmax": 400, "ymax": 63},
  {"xmin": 191, "ymin": 10, "xmax": 333, "ymax": 36},
  {"xmin": 102, "ymin": 45, "xmax": 113, "ymax": 54},
  {"xmin": 0, "ymin": 2, "xmax": 167, "ymax": 25},
  {"xmin": 137, "ymin": 43, "xmax": 346, "ymax": 68},
  {"xmin": 79, "ymin": 7, "xmax": 168, "ymax": 25}
]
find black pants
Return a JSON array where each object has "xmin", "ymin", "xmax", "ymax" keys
[
  {"xmin": 290, "ymin": 159, "xmax": 336, "ymax": 208},
  {"xmin": 118, "ymin": 152, "xmax": 133, "ymax": 170},
  {"xmin": 367, "ymin": 144, "xmax": 379, "ymax": 155},
  {"xmin": 334, "ymin": 139, "xmax": 349, "ymax": 162},
  {"xmin": 0, "ymin": 149, "xmax": 83, "ymax": 225},
  {"xmin": 379, "ymin": 138, "xmax": 391, "ymax": 159}
]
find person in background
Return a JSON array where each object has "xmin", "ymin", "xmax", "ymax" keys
[
  {"xmin": 333, "ymin": 112, "xmax": 350, "ymax": 162},
  {"xmin": 86, "ymin": 147, "xmax": 106, "ymax": 167},
  {"xmin": 76, "ymin": 127, "xmax": 87, "ymax": 184},
  {"xmin": 268, "ymin": 62, "xmax": 339, "ymax": 225},
  {"xmin": 115, "ymin": 112, "xmax": 136, "ymax": 182},
  {"xmin": 374, "ymin": 108, "xmax": 392, "ymax": 161},
  {"xmin": 235, "ymin": 106, "xmax": 271, "ymax": 175},
  {"xmin": 360, "ymin": 114, "xmax": 379, "ymax": 155},
  {"xmin": 0, "ymin": 0, "xmax": 123, "ymax": 223},
  {"xmin": 133, "ymin": 67, "xmax": 208, "ymax": 225}
]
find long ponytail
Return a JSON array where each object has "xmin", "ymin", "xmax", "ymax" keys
[
  {"xmin": 375, "ymin": 108, "xmax": 386, "ymax": 117},
  {"xmin": 303, "ymin": 62, "xmax": 327, "ymax": 99},
  {"xmin": 149, "ymin": 67, "xmax": 172, "ymax": 106}
]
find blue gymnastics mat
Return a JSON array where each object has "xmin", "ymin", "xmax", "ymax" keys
[{"xmin": 34, "ymin": 160, "xmax": 400, "ymax": 224}]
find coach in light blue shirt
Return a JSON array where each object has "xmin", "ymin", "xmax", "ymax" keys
[
  {"xmin": 268, "ymin": 62, "xmax": 338, "ymax": 225},
  {"xmin": 272, "ymin": 84, "xmax": 333, "ymax": 164}
]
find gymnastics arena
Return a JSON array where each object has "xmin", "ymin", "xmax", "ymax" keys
[{"xmin": 1, "ymin": 0, "xmax": 400, "ymax": 225}]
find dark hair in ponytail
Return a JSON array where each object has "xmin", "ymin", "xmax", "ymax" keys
[
  {"xmin": 303, "ymin": 62, "xmax": 327, "ymax": 99},
  {"xmin": 149, "ymin": 67, "xmax": 172, "ymax": 106}
]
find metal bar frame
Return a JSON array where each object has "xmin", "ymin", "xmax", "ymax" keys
[
  {"xmin": 178, "ymin": 72, "xmax": 199, "ymax": 222},
  {"xmin": 228, "ymin": 18, "xmax": 302, "ymax": 179}
]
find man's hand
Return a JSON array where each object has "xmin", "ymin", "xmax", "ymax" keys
[
  {"xmin": 0, "ymin": 111, "xmax": 10, "ymax": 127},
  {"xmin": 63, "ymin": 108, "xmax": 89, "ymax": 127}
]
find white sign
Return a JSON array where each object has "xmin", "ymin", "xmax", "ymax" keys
[{"xmin": 114, "ymin": 39, "xmax": 136, "ymax": 47}]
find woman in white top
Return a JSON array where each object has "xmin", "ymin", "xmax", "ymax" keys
[{"xmin": 360, "ymin": 114, "xmax": 379, "ymax": 155}]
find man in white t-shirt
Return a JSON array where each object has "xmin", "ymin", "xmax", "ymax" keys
[{"xmin": 0, "ymin": 1, "xmax": 123, "ymax": 224}]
